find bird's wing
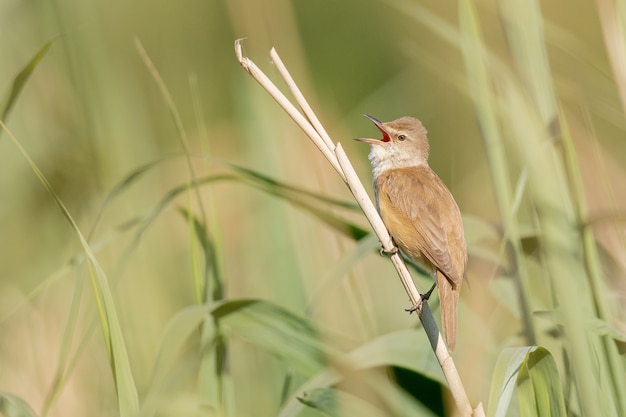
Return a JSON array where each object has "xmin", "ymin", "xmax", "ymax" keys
[{"xmin": 378, "ymin": 167, "xmax": 463, "ymax": 286}]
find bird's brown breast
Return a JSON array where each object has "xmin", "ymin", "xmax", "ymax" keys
[{"xmin": 375, "ymin": 166, "xmax": 466, "ymax": 286}]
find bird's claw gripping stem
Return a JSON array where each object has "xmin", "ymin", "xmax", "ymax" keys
[
  {"xmin": 405, "ymin": 282, "xmax": 437, "ymax": 314},
  {"xmin": 379, "ymin": 245, "xmax": 399, "ymax": 257}
]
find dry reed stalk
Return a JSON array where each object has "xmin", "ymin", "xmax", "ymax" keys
[{"xmin": 234, "ymin": 39, "xmax": 484, "ymax": 417}]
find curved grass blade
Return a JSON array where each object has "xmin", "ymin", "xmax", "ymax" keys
[
  {"xmin": 88, "ymin": 154, "xmax": 179, "ymax": 239},
  {"xmin": 213, "ymin": 299, "xmax": 327, "ymax": 375},
  {"xmin": 487, "ymin": 347, "xmax": 526, "ymax": 417},
  {"xmin": 142, "ymin": 299, "xmax": 327, "ymax": 416},
  {"xmin": 176, "ymin": 206, "xmax": 223, "ymax": 303},
  {"xmin": 298, "ymin": 388, "xmax": 386, "ymax": 417},
  {"xmin": 279, "ymin": 329, "xmax": 444, "ymax": 417},
  {"xmin": 0, "ymin": 122, "xmax": 139, "ymax": 417},
  {"xmin": 222, "ymin": 161, "xmax": 360, "ymax": 211},
  {"xmin": 141, "ymin": 304, "xmax": 214, "ymax": 417},
  {"xmin": 0, "ymin": 41, "xmax": 52, "ymax": 129},
  {"xmin": 121, "ymin": 172, "xmax": 367, "ymax": 249},
  {"xmin": 517, "ymin": 347, "xmax": 566, "ymax": 417},
  {"xmin": 93, "ymin": 154, "xmax": 366, "ymax": 251},
  {"xmin": 487, "ymin": 346, "xmax": 565, "ymax": 417},
  {"xmin": 458, "ymin": 0, "xmax": 536, "ymax": 347}
]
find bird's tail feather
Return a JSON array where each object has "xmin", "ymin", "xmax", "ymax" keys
[{"xmin": 437, "ymin": 270, "xmax": 459, "ymax": 351}]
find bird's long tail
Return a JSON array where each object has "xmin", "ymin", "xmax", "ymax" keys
[{"xmin": 437, "ymin": 270, "xmax": 459, "ymax": 351}]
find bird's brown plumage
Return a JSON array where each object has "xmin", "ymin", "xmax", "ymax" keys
[
  {"xmin": 376, "ymin": 167, "xmax": 465, "ymax": 350},
  {"xmin": 355, "ymin": 115, "xmax": 466, "ymax": 351}
]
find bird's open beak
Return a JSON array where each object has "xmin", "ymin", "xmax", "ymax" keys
[{"xmin": 354, "ymin": 114, "xmax": 391, "ymax": 144}]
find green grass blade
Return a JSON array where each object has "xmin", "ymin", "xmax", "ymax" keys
[
  {"xmin": 279, "ymin": 329, "xmax": 446, "ymax": 417},
  {"xmin": 88, "ymin": 154, "xmax": 179, "ymax": 239},
  {"xmin": 346, "ymin": 329, "xmax": 445, "ymax": 385},
  {"xmin": 517, "ymin": 347, "xmax": 566, "ymax": 417},
  {"xmin": 126, "ymin": 171, "xmax": 367, "ymax": 246},
  {"xmin": 487, "ymin": 347, "xmax": 532, "ymax": 417},
  {"xmin": 487, "ymin": 346, "xmax": 566, "ymax": 417},
  {"xmin": 498, "ymin": 0, "xmax": 557, "ymax": 123},
  {"xmin": 502, "ymin": 79, "xmax": 617, "ymax": 417},
  {"xmin": 141, "ymin": 304, "xmax": 214, "ymax": 417},
  {"xmin": 298, "ymin": 388, "xmax": 386, "ymax": 417},
  {"xmin": 0, "ymin": 123, "xmax": 140, "ymax": 417},
  {"xmin": 558, "ymin": 111, "xmax": 626, "ymax": 415},
  {"xmin": 458, "ymin": 0, "xmax": 536, "ymax": 345},
  {"xmin": 176, "ymin": 206, "xmax": 223, "ymax": 303},
  {"xmin": 222, "ymin": 161, "xmax": 360, "ymax": 211},
  {"xmin": 213, "ymin": 299, "xmax": 326, "ymax": 375},
  {"xmin": 0, "ymin": 41, "xmax": 52, "ymax": 126},
  {"xmin": 98, "ymin": 156, "xmax": 366, "ymax": 247}
]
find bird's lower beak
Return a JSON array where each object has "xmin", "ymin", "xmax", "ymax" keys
[
  {"xmin": 353, "ymin": 137, "xmax": 382, "ymax": 145},
  {"xmin": 354, "ymin": 114, "xmax": 391, "ymax": 144}
]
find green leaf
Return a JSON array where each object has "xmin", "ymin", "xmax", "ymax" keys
[
  {"xmin": 149, "ymin": 304, "xmax": 213, "ymax": 385},
  {"xmin": 0, "ymin": 42, "xmax": 52, "ymax": 126},
  {"xmin": 0, "ymin": 391, "xmax": 39, "ymax": 417},
  {"xmin": 534, "ymin": 311, "xmax": 626, "ymax": 342},
  {"xmin": 517, "ymin": 347, "xmax": 566, "ymax": 417},
  {"xmin": 221, "ymin": 161, "xmax": 367, "ymax": 240},
  {"xmin": 213, "ymin": 299, "xmax": 327, "ymax": 375},
  {"xmin": 176, "ymin": 206, "xmax": 223, "ymax": 303},
  {"xmin": 298, "ymin": 388, "xmax": 386, "ymax": 417},
  {"xmin": 98, "ymin": 156, "xmax": 368, "ymax": 247},
  {"xmin": 279, "ymin": 329, "xmax": 444, "ymax": 417},
  {"xmin": 141, "ymin": 304, "xmax": 214, "ymax": 417},
  {"xmin": 586, "ymin": 316, "xmax": 626, "ymax": 342},
  {"xmin": 487, "ymin": 346, "xmax": 565, "ymax": 417},
  {"xmin": 1, "ymin": 122, "xmax": 139, "ymax": 417},
  {"xmin": 346, "ymin": 329, "xmax": 445, "ymax": 385}
]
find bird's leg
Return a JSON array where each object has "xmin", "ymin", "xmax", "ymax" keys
[
  {"xmin": 405, "ymin": 282, "xmax": 437, "ymax": 314},
  {"xmin": 421, "ymin": 281, "xmax": 437, "ymax": 301}
]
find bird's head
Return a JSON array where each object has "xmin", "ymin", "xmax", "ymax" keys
[{"xmin": 354, "ymin": 115, "xmax": 430, "ymax": 177}]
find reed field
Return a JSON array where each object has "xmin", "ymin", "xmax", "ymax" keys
[{"xmin": 1, "ymin": 0, "xmax": 625, "ymax": 416}]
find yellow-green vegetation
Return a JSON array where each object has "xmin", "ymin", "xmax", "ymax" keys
[{"xmin": 1, "ymin": 1, "xmax": 625, "ymax": 416}]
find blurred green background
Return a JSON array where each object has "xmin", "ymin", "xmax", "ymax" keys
[{"xmin": 1, "ymin": 0, "xmax": 625, "ymax": 416}]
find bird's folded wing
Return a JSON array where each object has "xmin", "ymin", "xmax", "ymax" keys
[{"xmin": 380, "ymin": 167, "xmax": 461, "ymax": 286}]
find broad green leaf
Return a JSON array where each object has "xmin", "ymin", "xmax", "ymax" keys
[
  {"xmin": 487, "ymin": 347, "xmax": 531, "ymax": 417},
  {"xmin": 0, "ymin": 391, "xmax": 39, "ymax": 417},
  {"xmin": 346, "ymin": 329, "xmax": 444, "ymax": 385},
  {"xmin": 487, "ymin": 346, "xmax": 565, "ymax": 417},
  {"xmin": 517, "ymin": 347, "xmax": 566, "ymax": 417},
  {"xmin": 280, "ymin": 329, "xmax": 444, "ymax": 417}
]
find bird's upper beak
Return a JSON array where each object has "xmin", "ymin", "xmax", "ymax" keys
[{"xmin": 354, "ymin": 114, "xmax": 392, "ymax": 145}]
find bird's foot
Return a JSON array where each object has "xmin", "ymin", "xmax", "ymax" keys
[
  {"xmin": 405, "ymin": 282, "xmax": 437, "ymax": 314},
  {"xmin": 379, "ymin": 245, "xmax": 399, "ymax": 257}
]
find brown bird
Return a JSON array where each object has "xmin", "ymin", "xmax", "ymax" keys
[{"xmin": 355, "ymin": 115, "xmax": 467, "ymax": 351}]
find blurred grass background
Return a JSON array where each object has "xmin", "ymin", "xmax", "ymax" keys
[{"xmin": 1, "ymin": 0, "xmax": 625, "ymax": 416}]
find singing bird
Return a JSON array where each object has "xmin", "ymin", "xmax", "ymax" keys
[{"xmin": 355, "ymin": 115, "xmax": 467, "ymax": 351}]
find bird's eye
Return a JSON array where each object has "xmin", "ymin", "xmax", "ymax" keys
[{"xmin": 398, "ymin": 134, "xmax": 406, "ymax": 141}]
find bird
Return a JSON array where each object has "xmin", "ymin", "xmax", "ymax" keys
[{"xmin": 355, "ymin": 115, "xmax": 467, "ymax": 351}]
